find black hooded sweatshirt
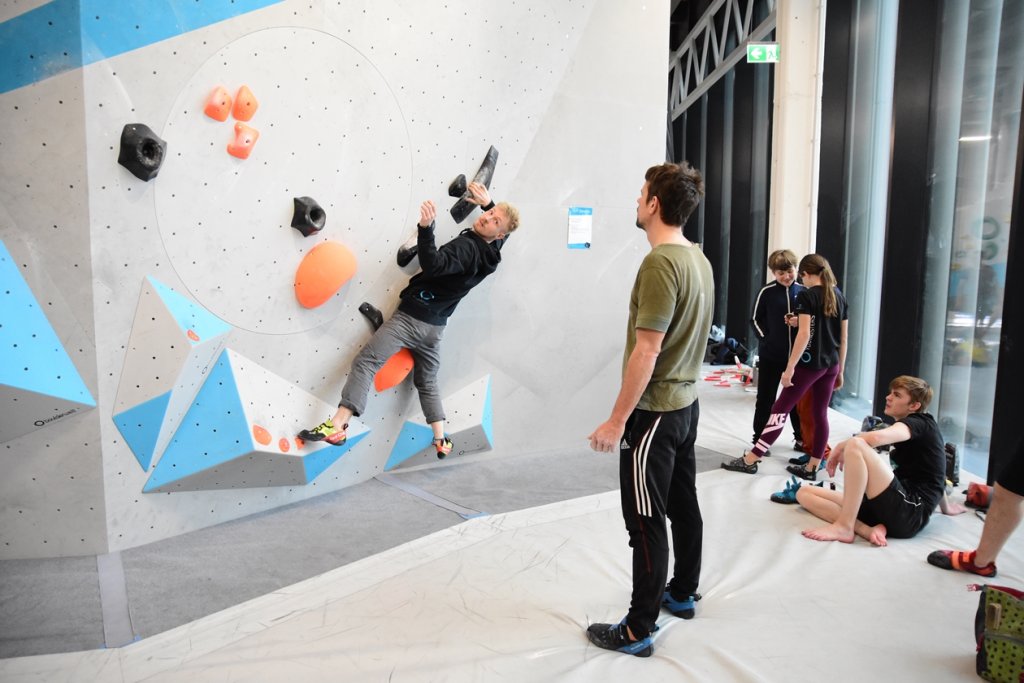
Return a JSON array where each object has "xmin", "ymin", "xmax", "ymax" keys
[{"xmin": 397, "ymin": 221, "xmax": 504, "ymax": 325}]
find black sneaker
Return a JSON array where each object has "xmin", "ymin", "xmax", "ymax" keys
[
  {"xmin": 789, "ymin": 453, "xmax": 810, "ymax": 466},
  {"xmin": 721, "ymin": 454, "xmax": 758, "ymax": 474},
  {"xmin": 786, "ymin": 463, "xmax": 817, "ymax": 481},
  {"xmin": 793, "ymin": 440, "xmax": 808, "ymax": 453},
  {"xmin": 662, "ymin": 590, "xmax": 700, "ymax": 619},
  {"xmin": 586, "ymin": 621, "xmax": 658, "ymax": 657}
]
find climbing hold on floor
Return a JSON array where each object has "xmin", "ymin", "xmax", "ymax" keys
[
  {"xmin": 359, "ymin": 302, "xmax": 384, "ymax": 331},
  {"xmin": 232, "ymin": 85, "xmax": 258, "ymax": 122},
  {"xmin": 227, "ymin": 122, "xmax": 259, "ymax": 159},
  {"xmin": 203, "ymin": 86, "xmax": 232, "ymax": 121},
  {"xmin": 117, "ymin": 123, "xmax": 167, "ymax": 181},
  {"xmin": 448, "ymin": 174, "xmax": 467, "ymax": 198},
  {"xmin": 374, "ymin": 348, "xmax": 414, "ymax": 392},
  {"xmin": 291, "ymin": 196, "xmax": 326, "ymax": 237},
  {"xmin": 294, "ymin": 241, "xmax": 357, "ymax": 308}
]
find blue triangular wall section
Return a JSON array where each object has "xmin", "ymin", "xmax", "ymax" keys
[
  {"xmin": 113, "ymin": 391, "xmax": 171, "ymax": 471},
  {"xmin": 384, "ymin": 422, "xmax": 435, "ymax": 471},
  {"xmin": 147, "ymin": 276, "xmax": 231, "ymax": 346},
  {"xmin": 303, "ymin": 430, "xmax": 370, "ymax": 482},
  {"xmin": 480, "ymin": 377, "xmax": 494, "ymax": 444},
  {"xmin": 0, "ymin": 239, "xmax": 95, "ymax": 406},
  {"xmin": 143, "ymin": 351, "xmax": 247, "ymax": 492}
]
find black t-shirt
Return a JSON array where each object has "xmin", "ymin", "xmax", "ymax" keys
[
  {"xmin": 793, "ymin": 286, "xmax": 848, "ymax": 369},
  {"xmin": 890, "ymin": 412, "xmax": 946, "ymax": 517}
]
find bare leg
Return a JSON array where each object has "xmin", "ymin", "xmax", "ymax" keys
[
  {"xmin": 975, "ymin": 484, "xmax": 1024, "ymax": 565},
  {"xmin": 331, "ymin": 406, "xmax": 354, "ymax": 429},
  {"xmin": 429, "ymin": 420, "xmax": 445, "ymax": 440},
  {"xmin": 801, "ymin": 437, "xmax": 894, "ymax": 544}
]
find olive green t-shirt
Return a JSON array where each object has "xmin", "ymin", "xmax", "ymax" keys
[{"xmin": 624, "ymin": 243, "xmax": 715, "ymax": 412}]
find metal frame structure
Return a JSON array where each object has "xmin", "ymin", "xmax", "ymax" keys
[{"xmin": 668, "ymin": 0, "xmax": 777, "ymax": 121}]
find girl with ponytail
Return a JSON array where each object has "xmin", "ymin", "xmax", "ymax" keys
[{"xmin": 722, "ymin": 253, "xmax": 849, "ymax": 480}]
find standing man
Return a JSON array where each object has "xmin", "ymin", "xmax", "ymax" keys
[{"xmin": 587, "ymin": 162, "xmax": 714, "ymax": 657}]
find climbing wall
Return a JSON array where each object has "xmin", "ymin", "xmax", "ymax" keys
[{"xmin": 0, "ymin": 0, "xmax": 669, "ymax": 559}]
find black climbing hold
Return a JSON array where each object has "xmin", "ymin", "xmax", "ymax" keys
[
  {"xmin": 358, "ymin": 302, "xmax": 384, "ymax": 331},
  {"xmin": 447, "ymin": 174, "xmax": 467, "ymax": 198},
  {"xmin": 291, "ymin": 196, "xmax": 326, "ymax": 237},
  {"xmin": 450, "ymin": 145, "xmax": 498, "ymax": 224},
  {"xmin": 117, "ymin": 123, "xmax": 166, "ymax": 181}
]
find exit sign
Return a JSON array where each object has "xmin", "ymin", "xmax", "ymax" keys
[{"xmin": 746, "ymin": 42, "xmax": 779, "ymax": 63}]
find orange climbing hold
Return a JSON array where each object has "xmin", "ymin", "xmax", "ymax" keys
[
  {"xmin": 278, "ymin": 437, "xmax": 291, "ymax": 453},
  {"xmin": 252, "ymin": 424, "xmax": 272, "ymax": 446},
  {"xmin": 232, "ymin": 85, "xmax": 259, "ymax": 122},
  {"xmin": 374, "ymin": 348, "xmax": 415, "ymax": 392},
  {"xmin": 204, "ymin": 85, "xmax": 232, "ymax": 121},
  {"xmin": 227, "ymin": 122, "xmax": 259, "ymax": 159},
  {"xmin": 187, "ymin": 329, "xmax": 200, "ymax": 342},
  {"xmin": 294, "ymin": 241, "xmax": 358, "ymax": 308}
]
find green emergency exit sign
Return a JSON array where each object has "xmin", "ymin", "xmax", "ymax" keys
[{"xmin": 746, "ymin": 42, "xmax": 779, "ymax": 63}]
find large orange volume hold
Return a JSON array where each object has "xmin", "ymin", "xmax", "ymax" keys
[
  {"xmin": 294, "ymin": 241, "xmax": 357, "ymax": 308},
  {"xmin": 374, "ymin": 348, "xmax": 415, "ymax": 391}
]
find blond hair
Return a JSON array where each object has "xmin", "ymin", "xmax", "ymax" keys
[{"xmin": 496, "ymin": 202, "xmax": 520, "ymax": 233}]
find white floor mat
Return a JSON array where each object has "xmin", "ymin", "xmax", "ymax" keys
[{"xmin": 3, "ymin": 462, "xmax": 1018, "ymax": 682}]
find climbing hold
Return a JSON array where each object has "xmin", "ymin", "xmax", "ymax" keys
[
  {"xmin": 447, "ymin": 174, "xmax": 467, "ymax": 198},
  {"xmin": 227, "ymin": 122, "xmax": 259, "ymax": 159},
  {"xmin": 291, "ymin": 196, "xmax": 326, "ymax": 237},
  {"xmin": 294, "ymin": 241, "xmax": 357, "ymax": 308},
  {"xmin": 374, "ymin": 348, "xmax": 414, "ymax": 392},
  {"xmin": 252, "ymin": 424, "xmax": 272, "ymax": 446},
  {"xmin": 359, "ymin": 302, "xmax": 384, "ymax": 331},
  {"xmin": 450, "ymin": 145, "xmax": 498, "ymax": 223},
  {"xmin": 117, "ymin": 123, "xmax": 167, "ymax": 181},
  {"xmin": 232, "ymin": 85, "xmax": 258, "ymax": 122},
  {"xmin": 203, "ymin": 86, "xmax": 232, "ymax": 121}
]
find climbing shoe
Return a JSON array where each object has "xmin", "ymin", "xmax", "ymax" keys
[
  {"xmin": 433, "ymin": 436, "xmax": 453, "ymax": 459},
  {"xmin": 586, "ymin": 620, "xmax": 658, "ymax": 657},
  {"xmin": 926, "ymin": 549, "xmax": 996, "ymax": 577},
  {"xmin": 721, "ymin": 454, "xmax": 758, "ymax": 474},
  {"xmin": 662, "ymin": 590, "xmax": 700, "ymax": 619},
  {"xmin": 298, "ymin": 419, "xmax": 348, "ymax": 446}
]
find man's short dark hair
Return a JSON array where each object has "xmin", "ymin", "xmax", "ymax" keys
[{"xmin": 645, "ymin": 162, "xmax": 705, "ymax": 227}]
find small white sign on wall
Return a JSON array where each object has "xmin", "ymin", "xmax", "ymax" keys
[{"xmin": 567, "ymin": 206, "xmax": 592, "ymax": 249}]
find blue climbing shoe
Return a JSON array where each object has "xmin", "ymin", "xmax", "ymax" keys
[
  {"xmin": 662, "ymin": 590, "xmax": 700, "ymax": 619},
  {"xmin": 770, "ymin": 476, "xmax": 802, "ymax": 504},
  {"xmin": 586, "ymin": 619, "xmax": 659, "ymax": 657}
]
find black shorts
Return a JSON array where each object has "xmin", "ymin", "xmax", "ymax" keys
[
  {"xmin": 857, "ymin": 477, "xmax": 927, "ymax": 539},
  {"xmin": 996, "ymin": 439, "xmax": 1024, "ymax": 496}
]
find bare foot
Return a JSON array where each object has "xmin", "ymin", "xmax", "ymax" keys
[
  {"xmin": 864, "ymin": 524, "xmax": 888, "ymax": 547},
  {"xmin": 802, "ymin": 523, "xmax": 855, "ymax": 543}
]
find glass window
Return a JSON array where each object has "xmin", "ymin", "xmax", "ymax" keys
[{"xmin": 921, "ymin": 0, "xmax": 1022, "ymax": 476}]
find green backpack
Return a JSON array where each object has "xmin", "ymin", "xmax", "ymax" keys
[{"xmin": 973, "ymin": 584, "xmax": 1024, "ymax": 682}]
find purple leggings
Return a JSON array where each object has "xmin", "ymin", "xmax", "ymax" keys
[{"xmin": 750, "ymin": 364, "xmax": 840, "ymax": 460}]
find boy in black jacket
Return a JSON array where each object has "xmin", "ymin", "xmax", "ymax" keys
[
  {"xmin": 299, "ymin": 182, "xmax": 520, "ymax": 456},
  {"xmin": 750, "ymin": 249, "xmax": 805, "ymax": 454}
]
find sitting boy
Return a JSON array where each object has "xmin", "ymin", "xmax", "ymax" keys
[{"xmin": 796, "ymin": 375, "xmax": 965, "ymax": 546}]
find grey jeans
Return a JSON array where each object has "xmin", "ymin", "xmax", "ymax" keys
[{"xmin": 340, "ymin": 310, "xmax": 446, "ymax": 424}]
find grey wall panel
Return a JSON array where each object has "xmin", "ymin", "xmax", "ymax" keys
[{"xmin": 0, "ymin": 64, "xmax": 107, "ymax": 558}]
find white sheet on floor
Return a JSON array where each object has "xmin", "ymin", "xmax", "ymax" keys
[{"xmin": 3, "ymin": 463, "xmax": 1019, "ymax": 682}]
